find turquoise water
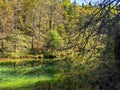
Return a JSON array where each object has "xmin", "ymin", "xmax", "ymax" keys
[
  {"xmin": 0, "ymin": 59, "xmax": 94, "ymax": 90},
  {"xmin": 0, "ymin": 62, "xmax": 61, "ymax": 90}
]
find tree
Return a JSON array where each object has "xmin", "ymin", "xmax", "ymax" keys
[{"xmin": 0, "ymin": 0, "xmax": 13, "ymax": 56}]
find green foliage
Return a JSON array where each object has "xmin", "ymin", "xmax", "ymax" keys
[
  {"xmin": 0, "ymin": 0, "xmax": 97, "ymax": 58},
  {"xmin": 50, "ymin": 30, "xmax": 64, "ymax": 48},
  {"xmin": 11, "ymin": 52, "xmax": 21, "ymax": 58}
]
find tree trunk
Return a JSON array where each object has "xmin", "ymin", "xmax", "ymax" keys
[
  {"xmin": 114, "ymin": 31, "xmax": 120, "ymax": 69},
  {"xmin": 31, "ymin": 36, "xmax": 34, "ymax": 49}
]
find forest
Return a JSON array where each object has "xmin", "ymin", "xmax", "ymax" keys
[{"xmin": 0, "ymin": 0, "xmax": 120, "ymax": 90}]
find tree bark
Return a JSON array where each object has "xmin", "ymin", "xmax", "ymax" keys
[{"xmin": 114, "ymin": 31, "xmax": 120, "ymax": 69}]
